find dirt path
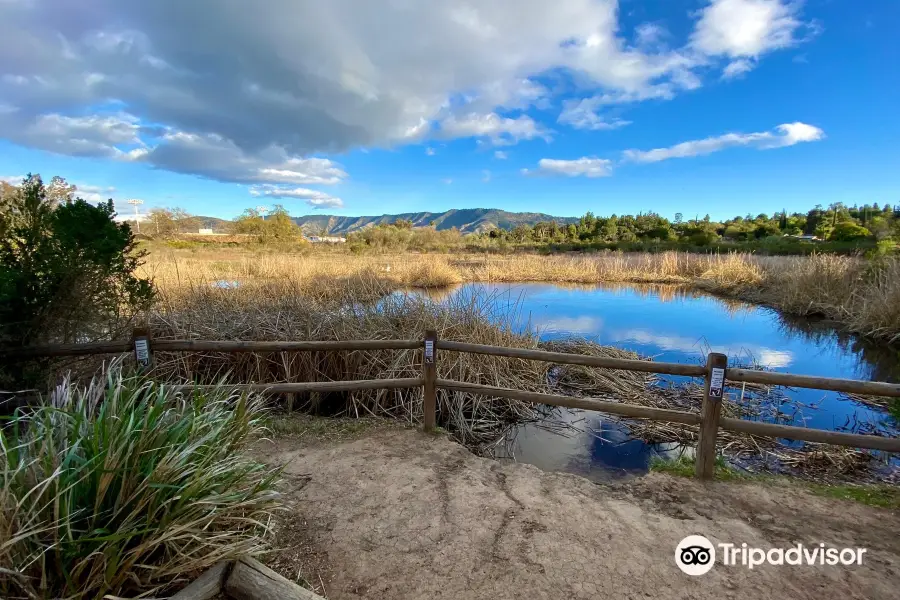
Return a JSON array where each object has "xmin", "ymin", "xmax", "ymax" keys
[{"xmin": 255, "ymin": 428, "xmax": 900, "ymax": 600}]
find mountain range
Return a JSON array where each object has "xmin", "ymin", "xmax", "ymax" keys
[
  {"xmin": 189, "ymin": 208, "xmax": 578, "ymax": 235},
  {"xmin": 290, "ymin": 208, "xmax": 578, "ymax": 235}
]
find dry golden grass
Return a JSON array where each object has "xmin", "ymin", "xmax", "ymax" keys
[
  {"xmin": 142, "ymin": 249, "xmax": 726, "ymax": 290},
  {"xmin": 131, "ymin": 247, "xmax": 899, "ymax": 476},
  {"xmin": 145, "ymin": 282, "xmax": 654, "ymax": 446},
  {"xmin": 141, "ymin": 248, "xmax": 900, "ymax": 342}
]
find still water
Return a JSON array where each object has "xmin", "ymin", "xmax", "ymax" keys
[{"xmin": 414, "ymin": 282, "xmax": 900, "ymax": 482}]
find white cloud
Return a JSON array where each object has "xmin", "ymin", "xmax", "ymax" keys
[
  {"xmin": 777, "ymin": 121, "xmax": 824, "ymax": 144},
  {"xmin": 756, "ymin": 349, "xmax": 794, "ymax": 369},
  {"xmin": 556, "ymin": 83, "xmax": 683, "ymax": 131},
  {"xmin": 558, "ymin": 97, "xmax": 632, "ymax": 130},
  {"xmin": 425, "ymin": 147, "xmax": 436, "ymax": 156},
  {"xmin": 622, "ymin": 121, "xmax": 824, "ymax": 163},
  {"xmin": 441, "ymin": 178, "xmax": 453, "ymax": 185},
  {"xmin": 691, "ymin": 0, "xmax": 807, "ymax": 59},
  {"xmin": 481, "ymin": 170, "xmax": 491, "ymax": 183},
  {"xmin": 438, "ymin": 112, "xmax": 550, "ymax": 146},
  {"xmin": 614, "ymin": 328, "xmax": 794, "ymax": 368},
  {"xmin": 1, "ymin": 112, "xmax": 144, "ymax": 158},
  {"xmin": 131, "ymin": 131, "xmax": 348, "ymax": 186},
  {"xmin": 249, "ymin": 184, "xmax": 343, "ymax": 209},
  {"xmin": 0, "ymin": 175, "xmax": 118, "ymax": 204},
  {"xmin": 536, "ymin": 315, "xmax": 604, "ymax": 335},
  {"xmin": 467, "ymin": 78, "xmax": 551, "ymax": 113},
  {"xmin": 113, "ymin": 210, "xmax": 149, "ymax": 223},
  {"xmin": 635, "ymin": 23, "xmax": 666, "ymax": 48},
  {"xmin": 493, "ymin": 150, "xmax": 508, "ymax": 160},
  {"xmin": 722, "ymin": 58, "xmax": 756, "ymax": 79},
  {"xmin": 75, "ymin": 183, "xmax": 117, "ymax": 203},
  {"xmin": 2, "ymin": 0, "xmax": 691, "ymax": 160},
  {"xmin": 0, "ymin": 0, "xmax": 816, "ymax": 188},
  {"xmin": 526, "ymin": 157, "xmax": 613, "ymax": 178}
]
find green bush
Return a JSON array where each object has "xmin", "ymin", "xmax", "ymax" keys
[
  {"xmin": 829, "ymin": 221, "xmax": 872, "ymax": 242},
  {"xmin": 0, "ymin": 366, "xmax": 280, "ymax": 599},
  {"xmin": 0, "ymin": 175, "xmax": 153, "ymax": 348},
  {"xmin": 164, "ymin": 239, "xmax": 204, "ymax": 250}
]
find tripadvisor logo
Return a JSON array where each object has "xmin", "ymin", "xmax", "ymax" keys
[
  {"xmin": 675, "ymin": 535, "xmax": 867, "ymax": 576},
  {"xmin": 675, "ymin": 535, "xmax": 716, "ymax": 576}
]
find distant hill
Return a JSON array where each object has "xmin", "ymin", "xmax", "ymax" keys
[
  {"xmin": 290, "ymin": 208, "xmax": 579, "ymax": 235},
  {"xmin": 195, "ymin": 216, "xmax": 231, "ymax": 231}
]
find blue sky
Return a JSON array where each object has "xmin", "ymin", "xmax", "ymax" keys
[{"xmin": 1, "ymin": 1, "xmax": 897, "ymax": 221}]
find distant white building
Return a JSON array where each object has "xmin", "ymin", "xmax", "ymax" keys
[
  {"xmin": 198, "ymin": 228, "xmax": 214, "ymax": 235},
  {"xmin": 306, "ymin": 235, "xmax": 345, "ymax": 243}
]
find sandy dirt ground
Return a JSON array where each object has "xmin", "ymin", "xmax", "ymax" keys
[{"xmin": 254, "ymin": 428, "xmax": 900, "ymax": 600}]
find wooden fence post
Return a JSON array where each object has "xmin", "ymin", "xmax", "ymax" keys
[
  {"xmin": 282, "ymin": 352, "xmax": 296, "ymax": 413},
  {"xmin": 695, "ymin": 352, "xmax": 727, "ymax": 480},
  {"xmin": 423, "ymin": 330, "xmax": 437, "ymax": 431},
  {"xmin": 131, "ymin": 328, "xmax": 153, "ymax": 372}
]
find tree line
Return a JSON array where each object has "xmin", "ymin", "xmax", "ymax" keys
[
  {"xmin": 483, "ymin": 203, "xmax": 900, "ymax": 247},
  {"xmin": 6, "ymin": 176, "xmax": 897, "ymax": 253}
]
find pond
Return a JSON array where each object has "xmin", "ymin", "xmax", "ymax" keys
[{"xmin": 412, "ymin": 282, "xmax": 900, "ymax": 482}]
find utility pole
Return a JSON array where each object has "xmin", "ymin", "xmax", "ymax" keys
[{"xmin": 127, "ymin": 199, "xmax": 144, "ymax": 233}]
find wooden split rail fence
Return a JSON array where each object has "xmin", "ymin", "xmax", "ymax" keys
[{"xmin": 4, "ymin": 329, "xmax": 900, "ymax": 480}]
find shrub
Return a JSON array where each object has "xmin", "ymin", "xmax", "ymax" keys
[
  {"xmin": 0, "ymin": 365, "xmax": 280, "ymax": 599},
  {"xmin": 0, "ymin": 175, "xmax": 154, "ymax": 348},
  {"xmin": 829, "ymin": 221, "xmax": 872, "ymax": 242}
]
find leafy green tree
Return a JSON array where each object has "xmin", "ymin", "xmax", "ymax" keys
[
  {"xmin": 754, "ymin": 222, "xmax": 780, "ymax": 239},
  {"xmin": 510, "ymin": 224, "xmax": 532, "ymax": 243},
  {"xmin": 0, "ymin": 175, "xmax": 153, "ymax": 379},
  {"xmin": 805, "ymin": 206, "xmax": 825, "ymax": 235},
  {"xmin": 231, "ymin": 208, "xmax": 267, "ymax": 236},
  {"xmin": 266, "ymin": 205, "xmax": 300, "ymax": 239},
  {"xmin": 601, "ymin": 216, "xmax": 618, "ymax": 242},
  {"xmin": 829, "ymin": 221, "xmax": 871, "ymax": 242},
  {"xmin": 579, "ymin": 212, "xmax": 596, "ymax": 235}
]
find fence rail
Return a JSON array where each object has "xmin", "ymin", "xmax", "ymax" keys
[
  {"xmin": 1, "ymin": 339, "xmax": 422, "ymax": 358},
  {"xmin": 3, "ymin": 331, "xmax": 899, "ymax": 479}
]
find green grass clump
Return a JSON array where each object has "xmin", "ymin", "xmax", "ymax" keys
[
  {"xmin": 649, "ymin": 455, "xmax": 749, "ymax": 481},
  {"xmin": 649, "ymin": 456, "xmax": 899, "ymax": 509},
  {"xmin": 807, "ymin": 484, "xmax": 900, "ymax": 510},
  {"xmin": 890, "ymin": 398, "xmax": 900, "ymax": 422},
  {"xmin": 0, "ymin": 366, "xmax": 281, "ymax": 600}
]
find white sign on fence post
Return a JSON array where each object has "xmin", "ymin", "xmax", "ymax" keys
[
  {"xmin": 132, "ymin": 329, "xmax": 152, "ymax": 370},
  {"xmin": 424, "ymin": 340, "xmax": 435, "ymax": 364},
  {"xmin": 709, "ymin": 367, "xmax": 725, "ymax": 399}
]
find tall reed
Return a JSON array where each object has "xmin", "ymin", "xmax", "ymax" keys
[
  {"xmin": 142, "ymin": 250, "xmax": 900, "ymax": 342},
  {"xmin": 147, "ymin": 284, "xmax": 653, "ymax": 446},
  {"xmin": 0, "ymin": 364, "xmax": 280, "ymax": 600}
]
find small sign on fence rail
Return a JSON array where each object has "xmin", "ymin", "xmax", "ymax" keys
[{"xmin": 132, "ymin": 328, "xmax": 153, "ymax": 371}]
